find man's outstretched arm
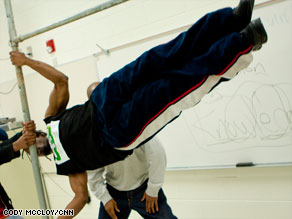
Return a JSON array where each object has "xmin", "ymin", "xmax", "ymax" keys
[
  {"xmin": 58, "ymin": 172, "xmax": 89, "ymax": 219},
  {"xmin": 10, "ymin": 51, "xmax": 69, "ymax": 118}
]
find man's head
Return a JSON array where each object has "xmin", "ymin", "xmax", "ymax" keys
[
  {"xmin": 87, "ymin": 82, "xmax": 100, "ymax": 99},
  {"xmin": 35, "ymin": 131, "xmax": 52, "ymax": 156}
]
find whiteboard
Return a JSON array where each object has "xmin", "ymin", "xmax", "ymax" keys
[{"xmin": 96, "ymin": 1, "xmax": 292, "ymax": 169}]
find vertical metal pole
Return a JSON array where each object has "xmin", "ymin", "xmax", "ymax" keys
[{"xmin": 4, "ymin": 0, "xmax": 49, "ymax": 217}]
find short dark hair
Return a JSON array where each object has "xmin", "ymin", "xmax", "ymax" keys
[{"xmin": 36, "ymin": 130, "xmax": 47, "ymax": 137}]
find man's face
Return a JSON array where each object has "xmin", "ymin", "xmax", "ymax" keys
[{"xmin": 35, "ymin": 134, "xmax": 52, "ymax": 156}]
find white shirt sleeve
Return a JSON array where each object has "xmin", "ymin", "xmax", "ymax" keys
[
  {"xmin": 87, "ymin": 168, "xmax": 113, "ymax": 205},
  {"xmin": 144, "ymin": 137, "xmax": 167, "ymax": 197}
]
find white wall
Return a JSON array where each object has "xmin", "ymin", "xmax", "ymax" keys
[
  {"xmin": 0, "ymin": 0, "xmax": 291, "ymax": 219},
  {"xmin": 43, "ymin": 166, "xmax": 292, "ymax": 219}
]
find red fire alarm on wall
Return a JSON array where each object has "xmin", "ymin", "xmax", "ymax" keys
[{"xmin": 46, "ymin": 39, "xmax": 56, "ymax": 53}]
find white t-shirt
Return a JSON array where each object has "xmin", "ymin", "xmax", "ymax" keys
[{"xmin": 87, "ymin": 137, "xmax": 166, "ymax": 205}]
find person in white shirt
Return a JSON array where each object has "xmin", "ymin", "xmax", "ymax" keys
[{"xmin": 87, "ymin": 137, "xmax": 177, "ymax": 219}]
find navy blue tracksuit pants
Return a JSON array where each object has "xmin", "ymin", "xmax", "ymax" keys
[
  {"xmin": 98, "ymin": 181, "xmax": 177, "ymax": 219},
  {"xmin": 91, "ymin": 7, "xmax": 254, "ymax": 150}
]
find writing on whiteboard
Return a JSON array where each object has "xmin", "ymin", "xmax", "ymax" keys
[{"xmin": 183, "ymin": 62, "xmax": 292, "ymax": 152}]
